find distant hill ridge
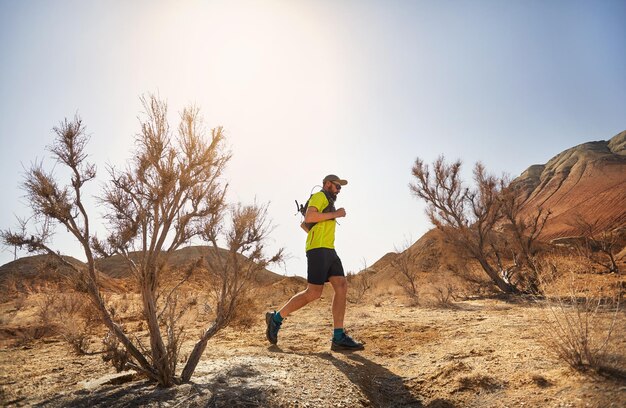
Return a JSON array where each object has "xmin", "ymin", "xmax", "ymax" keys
[{"xmin": 0, "ymin": 245, "xmax": 283, "ymax": 295}]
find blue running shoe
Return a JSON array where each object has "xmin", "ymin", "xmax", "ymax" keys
[
  {"xmin": 331, "ymin": 333, "xmax": 364, "ymax": 351},
  {"xmin": 265, "ymin": 311, "xmax": 281, "ymax": 345}
]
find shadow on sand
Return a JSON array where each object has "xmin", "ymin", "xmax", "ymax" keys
[
  {"xmin": 35, "ymin": 365, "xmax": 274, "ymax": 408},
  {"xmin": 38, "ymin": 348, "xmax": 457, "ymax": 407},
  {"xmin": 270, "ymin": 345, "xmax": 456, "ymax": 408}
]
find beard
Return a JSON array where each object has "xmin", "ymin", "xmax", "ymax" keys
[{"xmin": 323, "ymin": 188, "xmax": 338, "ymax": 204}]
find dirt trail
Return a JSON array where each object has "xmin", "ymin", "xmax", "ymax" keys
[{"xmin": 1, "ymin": 297, "xmax": 625, "ymax": 407}]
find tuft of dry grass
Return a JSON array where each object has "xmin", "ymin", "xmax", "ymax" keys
[{"xmin": 536, "ymin": 256, "xmax": 625, "ymax": 378}]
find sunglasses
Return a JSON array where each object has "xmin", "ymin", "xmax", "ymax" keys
[{"xmin": 332, "ymin": 182, "xmax": 342, "ymax": 190}]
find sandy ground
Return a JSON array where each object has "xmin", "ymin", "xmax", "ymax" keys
[{"xmin": 1, "ymin": 293, "xmax": 625, "ymax": 408}]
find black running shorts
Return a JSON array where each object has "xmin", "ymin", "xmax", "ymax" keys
[{"xmin": 306, "ymin": 248, "xmax": 345, "ymax": 285}]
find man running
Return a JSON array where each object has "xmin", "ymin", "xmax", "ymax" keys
[{"xmin": 265, "ymin": 174, "xmax": 364, "ymax": 351}]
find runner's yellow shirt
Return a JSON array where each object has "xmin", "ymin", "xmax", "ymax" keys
[{"xmin": 305, "ymin": 191, "xmax": 336, "ymax": 252}]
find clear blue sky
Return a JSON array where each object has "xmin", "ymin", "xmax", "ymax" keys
[{"xmin": 1, "ymin": 0, "xmax": 625, "ymax": 278}]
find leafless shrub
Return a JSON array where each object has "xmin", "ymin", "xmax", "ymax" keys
[
  {"xmin": 411, "ymin": 156, "xmax": 550, "ymax": 295},
  {"xmin": 1, "ymin": 95, "xmax": 282, "ymax": 387},
  {"xmin": 37, "ymin": 291, "xmax": 96, "ymax": 354},
  {"xmin": 56, "ymin": 292, "xmax": 84, "ymax": 316},
  {"xmin": 35, "ymin": 291, "xmax": 59, "ymax": 326},
  {"xmin": 498, "ymin": 181, "xmax": 550, "ymax": 293},
  {"xmin": 60, "ymin": 293, "xmax": 101, "ymax": 354},
  {"xmin": 392, "ymin": 240, "xmax": 420, "ymax": 305},
  {"xmin": 347, "ymin": 272, "xmax": 372, "ymax": 304},
  {"xmin": 58, "ymin": 320, "xmax": 90, "ymax": 355},
  {"xmin": 432, "ymin": 283, "xmax": 457, "ymax": 308},
  {"xmin": 102, "ymin": 329, "xmax": 130, "ymax": 372},
  {"xmin": 568, "ymin": 215, "xmax": 625, "ymax": 274},
  {"xmin": 536, "ymin": 257, "xmax": 625, "ymax": 377},
  {"xmin": 347, "ymin": 259, "xmax": 373, "ymax": 304},
  {"xmin": 0, "ymin": 274, "xmax": 29, "ymax": 303}
]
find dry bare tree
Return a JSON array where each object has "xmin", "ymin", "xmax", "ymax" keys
[
  {"xmin": 2, "ymin": 95, "xmax": 282, "ymax": 387},
  {"xmin": 411, "ymin": 157, "xmax": 553, "ymax": 295},
  {"xmin": 1, "ymin": 116, "xmax": 153, "ymax": 374},
  {"xmin": 94, "ymin": 95, "xmax": 235, "ymax": 385},
  {"xmin": 497, "ymin": 181, "xmax": 550, "ymax": 293},
  {"xmin": 411, "ymin": 156, "xmax": 519, "ymax": 294},
  {"xmin": 570, "ymin": 214, "xmax": 624, "ymax": 274}
]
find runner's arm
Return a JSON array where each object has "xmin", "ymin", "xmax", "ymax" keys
[{"xmin": 304, "ymin": 206, "xmax": 346, "ymax": 223}]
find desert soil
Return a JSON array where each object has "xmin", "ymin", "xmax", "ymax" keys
[{"xmin": 1, "ymin": 293, "xmax": 625, "ymax": 408}]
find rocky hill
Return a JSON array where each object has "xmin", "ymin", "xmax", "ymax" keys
[
  {"xmin": 514, "ymin": 130, "xmax": 626, "ymax": 239},
  {"xmin": 94, "ymin": 245, "xmax": 283, "ymax": 285},
  {"xmin": 0, "ymin": 254, "xmax": 126, "ymax": 299},
  {"xmin": 0, "ymin": 246, "xmax": 284, "ymax": 298},
  {"xmin": 367, "ymin": 228, "xmax": 470, "ymax": 294}
]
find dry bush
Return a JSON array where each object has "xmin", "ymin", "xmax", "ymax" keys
[
  {"xmin": 59, "ymin": 320, "xmax": 90, "ymax": 355},
  {"xmin": 347, "ymin": 271, "xmax": 373, "ymax": 304},
  {"xmin": 30, "ymin": 290, "xmax": 99, "ymax": 354},
  {"xmin": 412, "ymin": 156, "xmax": 551, "ymax": 295},
  {"xmin": 392, "ymin": 241, "xmax": 420, "ymax": 305},
  {"xmin": 430, "ymin": 282, "xmax": 457, "ymax": 308},
  {"xmin": 35, "ymin": 291, "xmax": 59, "ymax": 324},
  {"xmin": 2, "ymin": 96, "xmax": 282, "ymax": 387},
  {"xmin": 0, "ymin": 274, "xmax": 25, "ymax": 303},
  {"xmin": 347, "ymin": 258, "xmax": 373, "ymax": 304},
  {"xmin": 9, "ymin": 291, "xmax": 61, "ymax": 346},
  {"xmin": 536, "ymin": 256, "xmax": 625, "ymax": 377},
  {"xmin": 102, "ymin": 329, "xmax": 130, "ymax": 372},
  {"xmin": 107, "ymin": 293, "xmax": 142, "ymax": 324},
  {"xmin": 55, "ymin": 292, "xmax": 101, "ymax": 354},
  {"xmin": 230, "ymin": 290, "xmax": 262, "ymax": 330},
  {"xmin": 569, "ymin": 215, "xmax": 625, "ymax": 274}
]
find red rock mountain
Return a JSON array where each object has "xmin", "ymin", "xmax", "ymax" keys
[
  {"xmin": 368, "ymin": 130, "xmax": 626, "ymax": 284},
  {"xmin": 514, "ymin": 130, "xmax": 626, "ymax": 239}
]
